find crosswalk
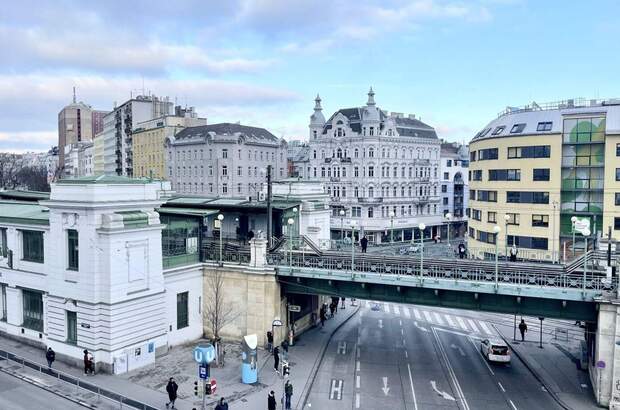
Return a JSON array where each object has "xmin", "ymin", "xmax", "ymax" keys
[{"xmin": 363, "ymin": 300, "xmax": 497, "ymax": 337}]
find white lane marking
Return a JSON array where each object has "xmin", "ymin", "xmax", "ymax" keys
[
  {"xmin": 432, "ymin": 327, "xmax": 470, "ymax": 410},
  {"xmin": 382, "ymin": 377, "xmax": 390, "ymax": 395},
  {"xmin": 430, "ymin": 380, "xmax": 456, "ymax": 401},
  {"xmin": 379, "ymin": 319, "xmax": 384, "ymax": 329},
  {"xmin": 479, "ymin": 321, "xmax": 494, "ymax": 335},
  {"xmin": 444, "ymin": 314, "xmax": 457, "ymax": 328},
  {"xmin": 434, "ymin": 326, "xmax": 473, "ymax": 338},
  {"xmin": 423, "ymin": 310, "xmax": 434, "ymax": 323},
  {"xmin": 403, "ymin": 306, "xmax": 411, "ymax": 318},
  {"xmin": 414, "ymin": 321, "xmax": 429, "ymax": 332},
  {"xmin": 356, "ymin": 375, "xmax": 360, "ymax": 389},
  {"xmin": 433, "ymin": 312, "xmax": 445, "ymax": 326},
  {"xmin": 469, "ymin": 337, "xmax": 495, "ymax": 376},
  {"xmin": 337, "ymin": 341, "xmax": 347, "ymax": 355},
  {"xmin": 450, "ymin": 344, "xmax": 466, "ymax": 356},
  {"xmin": 355, "ymin": 392, "xmax": 360, "ymax": 408},
  {"xmin": 413, "ymin": 308, "xmax": 422, "ymax": 320},
  {"xmin": 509, "ymin": 399, "xmax": 518, "ymax": 410},
  {"xmin": 393, "ymin": 305, "xmax": 400, "ymax": 315},
  {"xmin": 399, "ymin": 320, "xmax": 403, "ymax": 327},
  {"xmin": 467, "ymin": 319, "xmax": 481, "ymax": 334},
  {"xmin": 456, "ymin": 316, "xmax": 469, "ymax": 331},
  {"xmin": 498, "ymin": 382, "xmax": 506, "ymax": 392},
  {"xmin": 330, "ymin": 379, "xmax": 343, "ymax": 400},
  {"xmin": 405, "ymin": 350, "xmax": 408, "ymax": 358},
  {"xmin": 384, "ymin": 303, "xmax": 390, "ymax": 313},
  {"xmin": 403, "ymin": 338, "xmax": 406, "ymax": 346},
  {"xmin": 356, "ymin": 361, "xmax": 360, "ymax": 371},
  {"xmin": 407, "ymin": 363, "xmax": 419, "ymax": 410}
]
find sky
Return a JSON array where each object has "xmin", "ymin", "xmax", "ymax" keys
[{"xmin": 1, "ymin": 0, "xmax": 620, "ymax": 152}]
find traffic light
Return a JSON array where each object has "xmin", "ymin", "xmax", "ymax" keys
[
  {"xmin": 194, "ymin": 381, "xmax": 198, "ymax": 396},
  {"xmin": 283, "ymin": 363, "xmax": 290, "ymax": 377}
]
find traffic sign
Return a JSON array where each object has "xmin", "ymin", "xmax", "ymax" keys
[
  {"xmin": 288, "ymin": 305, "xmax": 301, "ymax": 312},
  {"xmin": 199, "ymin": 364, "xmax": 209, "ymax": 379},
  {"xmin": 597, "ymin": 360, "xmax": 606, "ymax": 369},
  {"xmin": 193, "ymin": 345, "xmax": 216, "ymax": 364}
]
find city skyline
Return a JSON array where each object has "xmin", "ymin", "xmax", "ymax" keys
[{"xmin": 1, "ymin": 0, "xmax": 620, "ymax": 152}]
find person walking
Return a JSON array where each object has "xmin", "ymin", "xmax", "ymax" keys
[
  {"xmin": 510, "ymin": 244, "xmax": 518, "ymax": 262},
  {"xmin": 340, "ymin": 297, "xmax": 346, "ymax": 309},
  {"xmin": 165, "ymin": 377, "xmax": 178, "ymax": 409},
  {"xmin": 215, "ymin": 397, "xmax": 229, "ymax": 410},
  {"xmin": 458, "ymin": 243, "xmax": 466, "ymax": 259},
  {"xmin": 268, "ymin": 391, "xmax": 277, "ymax": 410},
  {"xmin": 284, "ymin": 380, "xmax": 293, "ymax": 410},
  {"xmin": 267, "ymin": 330, "xmax": 274, "ymax": 353},
  {"xmin": 518, "ymin": 319, "xmax": 528, "ymax": 342},
  {"xmin": 83, "ymin": 349, "xmax": 93, "ymax": 375},
  {"xmin": 361, "ymin": 236, "xmax": 368, "ymax": 253},
  {"xmin": 329, "ymin": 303, "xmax": 336, "ymax": 318},
  {"xmin": 320, "ymin": 308, "xmax": 326, "ymax": 328},
  {"xmin": 273, "ymin": 346, "xmax": 280, "ymax": 374},
  {"xmin": 46, "ymin": 347, "xmax": 55, "ymax": 369}
]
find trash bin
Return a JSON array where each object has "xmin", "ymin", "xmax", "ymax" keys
[{"xmin": 242, "ymin": 334, "xmax": 258, "ymax": 384}]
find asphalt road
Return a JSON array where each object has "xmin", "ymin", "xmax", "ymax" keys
[
  {"xmin": 0, "ymin": 371, "xmax": 84, "ymax": 410},
  {"xmin": 307, "ymin": 301, "xmax": 564, "ymax": 410}
]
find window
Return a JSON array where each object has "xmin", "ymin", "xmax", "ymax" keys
[
  {"xmin": 507, "ymin": 145, "xmax": 550, "ymax": 159},
  {"xmin": 506, "ymin": 191, "xmax": 549, "ymax": 204},
  {"xmin": 536, "ymin": 121, "xmax": 553, "ymax": 132},
  {"xmin": 237, "ymin": 183, "xmax": 242, "ymax": 193},
  {"xmin": 615, "ymin": 218, "xmax": 620, "ymax": 230},
  {"xmin": 222, "ymin": 165, "xmax": 228, "ymax": 176},
  {"xmin": 488, "ymin": 211, "xmax": 496, "ymax": 223},
  {"xmin": 447, "ymin": 160, "xmax": 452, "ymax": 167},
  {"xmin": 533, "ymin": 168, "xmax": 550, "ymax": 181},
  {"xmin": 22, "ymin": 230, "xmax": 44, "ymax": 263},
  {"xmin": 22, "ymin": 290, "xmax": 43, "ymax": 331},
  {"xmin": 508, "ymin": 235, "xmax": 548, "ymax": 250},
  {"xmin": 208, "ymin": 166, "xmax": 213, "ymax": 176},
  {"xmin": 617, "ymin": 144, "xmax": 620, "ymax": 157},
  {"xmin": 67, "ymin": 311, "xmax": 77, "ymax": 344},
  {"xmin": 67, "ymin": 229, "xmax": 79, "ymax": 271},
  {"xmin": 471, "ymin": 170, "xmax": 482, "ymax": 181},
  {"xmin": 222, "ymin": 183, "xmax": 228, "ymax": 194},
  {"xmin": 368, "ymin": 187, "xmax": 374, "ymax": 197},
  {"xmin": 616, "ymin": 168, "xmax": 620, "ymax": 181},
  {"xmin": 478, "ymin": 148, "xmax": 498, "ymax": 160},
  {"xmin": 351, "ymin": 207, "xmax": 362, "ymax": 217},
  {"xmin": 476, "ymin": 230, "xmax": 497, "ymax": 244},
  {"xmin": 506, "ymin": 213, "xmax": 519, "ymax": 225},
  {"xmin": 368, "ymin": 166, "xmax": 374, "ymax": 177},
  {"xmin": 616, "ymin": 193, "xmax": 620, "ymax": 206},
  {"xmin": 443, "ymin": 197, "xmax": 449, "ymax": 205},
  {"xmin": 354, "ymin": 167, "xmax": 359, "ymax": 177},
  {"xmin": 0, "ymin": 228, "xmax": 6, "ymax": 257},
  {"xmin": 510, "ymin": 123, "xmax": 526, "ymax": 133},
  {"xmin": 177, "ymin": 292, "xmax": 189, "ymax": 329},
  {"xmin": 368, "ymin": 208, "xmax": 374, "ymax": 218},
  {"xmin": 441, "ymin": 185, "xmax": 447, "ymax": 193},
  {"xmin": 469, "ymin": 190, "xmax": 476, "ymax": 200},
  {"xmin": 470, "ymin": 151, "xmax": 476, "ymax": 162},
  {"xmin": 443, "ymin": 172, "xmax": 449, "ymax": 180},
  {"xmin": 469, "ymin": 227, "xmax": 475, "ymax": 238},
  {"xmin": 492, "ymin": 126, "xmax": 505, "ymax": 135},
  {"xmin": 368, "ymin": 148, "xmax": 374, "ymax": 158},
  {"xmin": 237, "ymin": 166, "xmax": 242, "ymax": 176},
  {"xmin": 472, "ymin": 209, "xmax": 481, "ymax": 221},
  {"xmin": 488, "ymin": 169, "xmax": 520, "ymax": 181},
  {"xmin": 477, "ymin": 190, "xmax": 497, "ymax": 202},
  {"xmin": 532, "ymin": 214, "xmax": 549, "ymax": 227}
]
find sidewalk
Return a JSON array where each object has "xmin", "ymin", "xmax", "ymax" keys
[
  {"xmin": 0, "ymin": 304, "xmax": 359, "ymax": 410},
  {"xmin": 493, "ymin": 319, "xmax": 598, "ymax": 410}
]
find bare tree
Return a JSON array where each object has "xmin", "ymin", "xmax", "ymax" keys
[{"xmin": 203, "ymin": 267, "xmax": 239, "ymax": 366}]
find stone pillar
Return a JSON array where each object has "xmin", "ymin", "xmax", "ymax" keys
[
  {"xmin": 594, "ymin": 302, "xmax": 620, "ymax": 408},
  {"xmin": 250, "ymin": 238, "xmax": 268, "ymax": 268}
]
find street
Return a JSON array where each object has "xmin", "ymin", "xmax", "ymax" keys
[
  {"xmin": 0, "ymin": 371, "xmax": 84, "ymax": 410},
  {"xmin": 307, "ymin": 300, "xmax": 569, "ymax": 410}
]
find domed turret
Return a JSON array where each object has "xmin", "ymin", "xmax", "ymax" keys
[
  {"xmin": 309, "ymin": 94, "xmax": 326, "ymax": 140},
  {"xmin": 362, "ymin": 87, "xmax": 381, "ymax": 124}
]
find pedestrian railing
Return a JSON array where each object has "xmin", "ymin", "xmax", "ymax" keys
[{"xmin": 0, "ymin": 349, "xmax": 158, "ymax": 410}]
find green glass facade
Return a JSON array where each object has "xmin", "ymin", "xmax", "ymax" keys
[{"xmin": 161, "ymin": 215, "xmax": 201, "ymax": 268}]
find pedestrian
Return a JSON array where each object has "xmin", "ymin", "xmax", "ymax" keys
[
  {"xmin": 281, "ymin": 339, "xmax": 289, "ymax": 361},
  {"xmin": 215, "ymin": 397, "xmax": 229, "ymax": 410},
  {"xmin": 273, "ymin": 346, "xmax": 280, "ymax": 374},
  {"xmin": 340, "ymin": 297, "xmax": 346, "ymax": 309},
  {"xmin": 320, "ymin": 309, "xmax": 326, "ymax": 328},
  {"xmin": 248, "ymin": 230, "xmax": 255, "ymax": 241},
  {"xmin": 518, "ymin": 319, "xmax": 528, "ymax": 342},
  {"xmin": 83, "ymin": 349, "xmax": 92, "ymax": 375},
  {"xmin": 268, "ymin": 390, "xmax": 277, "ymax": 410},
  {"xmin": 267, "ymin": 330, "xmax": 274, "ymax": 353},
  {"xmin": 284, "ymin": 380, "xmax": 293, "ymax": 410},
  {"xmin": 329, "ymin": 303, "xmax": 335, "ymax": 318},
  {"xmin": 458, "ymin": 243, "xmax": 466, "ymax": 259},
  {"xmin": 165, "ymin": 377, "xmax": 179, "ymax": 409},
  {"xmin": 361, "ymin": 236, "xmax": 368, "ymax": 253},
  {"xmin": 46, "ymin": 347, "xmax": 55, "ymax": 369},
  {"xmin": 510, "ymin": 244, "xmax": 518, "ymax": 262}
]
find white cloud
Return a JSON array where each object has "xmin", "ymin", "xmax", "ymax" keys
[{"xmin": 0, "ymin": 131, "xmax": 57, "ymax": 153}]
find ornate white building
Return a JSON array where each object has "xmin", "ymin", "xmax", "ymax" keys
[{"xmin": 308, "ymin": 89, "xmax": 442, "ymax": 244}]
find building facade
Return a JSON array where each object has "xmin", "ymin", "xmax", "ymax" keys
[
  {"xmin": 467, "ymin": 98, "xmax": 620, "ymax": 262},
  {"xmin": 133, "ymin": 109, "xmax": 207, "ymax": 179},
  {"xmin": 166, "ymin": 123, "xmax": 288, "ymax": 198},
  {"xmin": 101, "ymin": 95, "xmax": 173, "ymax": 177},
  {"xmin": 63, "ymin": 142, "xmax": 94, "ymax": 178},
  {"xmin": 307, "ymin": 89, "xmax": 442, "ymax": 244},
  {"xmin": 440, "ymin": 142, "xmax": 469, "ymax": 238}
]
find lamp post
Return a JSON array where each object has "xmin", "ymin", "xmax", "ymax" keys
[
  {"xmin": 552, "ymin": 201, "xmax": 558, "ymax": 263},
  {"xmin": 351, "ymin": 220, "xmax": 357, "ymax": 273},
  {"xmin": 339, "ymin": 209, "xmax": 345, "ymax": 243},
  {"xmin": 418, "ymin": 222, "xmax": 426, "ymax": 281},
  {"xmin": 583, "ymin": 228, "xmax": 591, "ymax": 293},
  {"xmin": 445, "ymin": 213, "xmax": 452, "ymax": 247},
  {"xmin": 217, "ymin": 214, "xmax": 224, "ymax": 266},
  {"xmin": 493, "ymin": 225, "xmax": 501, "ymax": 289},
  {"xmin": 389, "ymin": 211, "xmax": 395, "ymax": 244},
  {"xmin": 571, "ymin": 216, "xmax": 577, "ymax": 258},
  {"xmin": 288, "ymin": 217, "xmax": 294, "ymax": 268},
  {"xmin": 504, "ymin": 214, "xmax": 511, "ymax": 260}
]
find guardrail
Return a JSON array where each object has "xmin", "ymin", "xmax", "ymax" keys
[{"xmin": 0, "ymin": 349, "xmax": 156, "ymax": 410}]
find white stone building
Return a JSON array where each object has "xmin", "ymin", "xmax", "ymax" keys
[
  {"xmin": 439, "ymin": 142, "xmax": 469, "ymax": 239},
  {"xmin": 307, "ymin": 89, "xmax": 442, "ymax": 243},
  {"xmin": 63, "ymin": 142, "xmax": 94, "ymax": 178}
]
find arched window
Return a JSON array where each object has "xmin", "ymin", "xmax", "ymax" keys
[
  {"xmin": 321, "ymin": 150, "xmax": 325, "ymax": 159},
  {"xmin": 382, "ymin": 148, "xmax": 386, "ymax": 158},
  {"xmin": 354, "ymin": 148, "xmax": 359, "ymax": 158},
  {"xmin": 368, "ymin": 186, "xmax": 374, "ymax": 197},
  {"xmin": 393, "ymin": 186, "xmax": 397, "ymax": 196},
  {"xmin": 401, "ymin": 186, "xmax": 405, "ymax": 197},
  {"xmin": 408, "ymin": 186, "xmax": 412, "ymax": 196},
  {"xmin": 369, "ymin": 148, "xmax": 374, "ymax": 158},
  {"xmin": 313, "ymin": 150, "xmax": 317, "ymax": 159},
  {"xmin": 313, "ymin": 130, "xmax": 317, "ymax": 139},
  {"xmin": 337, "ymin": 148, "xmax": 342, "ymax": 158}
]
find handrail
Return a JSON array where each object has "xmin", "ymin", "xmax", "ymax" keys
[{"xmin": 0, "ymin": 348, "xmax": 157, "ymax": 410}]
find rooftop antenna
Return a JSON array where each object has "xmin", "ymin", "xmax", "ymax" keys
[{"xmin": 72, "ymin": 86, "xmax": 76, "ymax": 104}]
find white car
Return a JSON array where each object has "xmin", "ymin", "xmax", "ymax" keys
[{"xmin": 480, "ymin": 339, "xmax": 511, "ymax": 363}]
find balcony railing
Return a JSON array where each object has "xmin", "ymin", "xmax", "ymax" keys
[{"xmin": 358, "ymin": 197, "xmax": 383, "ymax": 204}]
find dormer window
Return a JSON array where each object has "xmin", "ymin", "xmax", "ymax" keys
[
  {"xmin": 370, "ymin": 127, "xmax": 374, "ymax": 136},
  {"xmin": 337, "ymin": 128, "xmax": 343, "ymax": 137},
  {"xmin": 388, "ymin": 129, "xmax": 393, "ymax": 136},
  {"xmin": 313, "ymin": 130, "xmax": 317, "ymax": 139}
]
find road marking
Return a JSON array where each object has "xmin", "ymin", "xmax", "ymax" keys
[
  {"xmin": 393, "ymin": 305, "xmax": 400, "ymax": 315},
  {"xmin": 430, "ymin": 380, "xmax": 456, "ymax": 401},
  {"xmin": 401, "ymin": 328, "xmax": 404, "ymax": 336},
  {"xmin": 379, "ymin": 319, "xmax": 384, "ymax": 329},
  {"xmin": 405, "ymin": 350, "xmax": 408, "ymax": 358},
  {"xmin": 450, "ymin": 343, "xmax": 466, "ymax": 356},
  {"xmin": 478, "ymin": 321, "xmax": 494, "ymax": 335},
  {"xmin": 329, "ymin": 379, "xmax": 343, "ymax": 400},
  {"xmin": 407, "ymin": 363, "xmax": 418, "ymax": 410},
  {"xmin": 432, "ymin": 327, "xmax": 470, "ymax": 410},
  {"xmin": 456, "ymin": 316, "xmax": 469, "ymax": 331},
  {"xmin": 403, "ymin": 307, "xmax": 411, "ymax": 318},
  {"xmin": 384, "ymin": 303, "xmax": 390, "ymax": 313},
  {"xmin": 414, "ymin": 321, "xmax": 429, "ymax": 332},
  {"xmin": 423, "ymin": 310, "xmax": 433, "ymax": 323},
  {"xmin": 356, "ymin": 375, "xmax": 360, "ymax": 389},
  {"xmin": 337, "ymin": 341, "xmax": 347, "ymax": 355},
  {"xmin": 498, "ymin": 382, "xmax": 506, "ymax": 392},
  {"xmin": 355, "ymin": 393, "xmax": 360, "ymax": 408},
  {"xmin": 382, "ymin": 377, "xmax": 390, "ymax": 395},
  {"xmin": 413, "ymin": 308, "xmax": 422, "ymax": 320},
  {"xmin": 356, "ymin": 361, "xmax": 360, "ymax": 371},
  {"xmin": 434, "ymin": 326, "xmax": 472, "ymax": 338},
  {"xmin": 467, "ymin": 319, "xmax": 481, "ymax": 334},
  {"xmin": 403, "ymin": 338, "xmax": 406, "ymax": 346},
  {"xmin": 399, "ymin": 319, "xmax": 403, "ymax": 327},
  {"xmin": 469, "ymin": 337, "xmax": 495, "ymax": 376},
  {"xmin": 509, "ymin": 399, "xmax": 518, "ymax": 410},
  {"xmin": 433, "ymin": 312, "xmax": 445, "ymax": 326},
  {"xmin": 444, "ymin": 314, "xmax": 457, "ymax": 328}
]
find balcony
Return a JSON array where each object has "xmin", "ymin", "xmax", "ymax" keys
[
  {"xmin": 330, "ymin": 177, "xmax": 340, "ymax": 182},
  {"xmin": 341, "ymin": 157, "xmax": 352, "ymax": 163},
  {"xmin": 324, "ymin": 158, "xmax": 332, "ymax": 163},
  {"xmin": 358, "ymin": 197, "xmax": 383, "ymax": 204}
]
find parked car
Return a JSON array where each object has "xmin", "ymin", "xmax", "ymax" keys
[{"xmin": 480, "ymin": 338, "xmax": 511, "ymax": 363}]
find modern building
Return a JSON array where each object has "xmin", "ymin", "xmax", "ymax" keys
[
  {"xmin": 63, "ymin": 142, "xmax": 94, "ymax": 178},
  {"xmin": 166, "ymin": 123, "xmax": 288, "ymax": 198},
  {"xmin": 307, "ymin": 89, "xmax": 442, "ymax": 244},
  {"xmin": 133, "ymin": 108, "xmax": 207, "ymax": 179},
  {"xmin": 440, "ymin": 141, "xmax": 469, "ymax": 239},
  {"xmin": 91, "ymin": 110, "xmax": 108, "ymax": 137},
  {"xmin": 92, "ymin": 134, "xmax": 105, "ymax": 176},
  {"xmin": 467, "ymin": 98, "xmax": 620, "ymax": 262},
  {"xmin": 101, "ymin": 95, "xmax": 173, "ymax": 177}
]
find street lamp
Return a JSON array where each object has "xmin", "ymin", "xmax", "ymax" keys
[
  {"xmin": 288, "ymin": 217, "xmax": 295, "ymax": 267},
  {"xmin": 351, "ymin": 220, "xmax": 357, "ymax": 273},
  {"xmin": 389, "ymin": 211, "xmax": 395, "ymax": 243},
  {"xmin": 571, "ymin": 216, "xmax": 578, "ymax": 258},
  {"xmin": 582, "ymin": 228, "xmax": 591, "ymax": 293},
  {"xmin": 493, "ymin": 225, "xmax": 501, "ymax": 288},
  {"xmin": 217, "ymin": 214, "xmax": 224, "ymax": 265},
  {"xmin": 418, "ymin": 222, "xmax": 426, "ymax": 281},
  {"xmin": 339, "ymin": 209, "xmax": 345, "ymax": 243},
  {"xmin": 552, "ymin": 201, "xmax": 558, "ymax": 263},
  {"xmin": 504, "ymin": 214, "xmax": 511, "ymax": 260},
  {"xmin": 445, "ymin": 213, "xmax": 452, "ymax": 247}
]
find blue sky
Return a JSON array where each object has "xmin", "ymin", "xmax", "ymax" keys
[{"xmin": 1, "ymin": 0, "xmax": 619, "ymax": 152}]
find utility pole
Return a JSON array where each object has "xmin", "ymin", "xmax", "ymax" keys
[{"xmin": 267, "ymin": 165, "xmax": 272, "ymax": 247}]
